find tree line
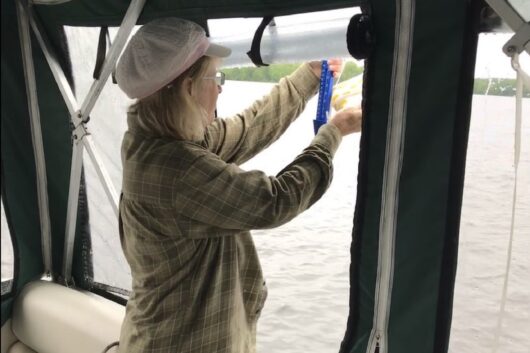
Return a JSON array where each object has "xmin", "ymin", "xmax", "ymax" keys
[
  {"xmin": 473, "ymin": 78, "xmax": 529, "ymax": 97},
  {"xmin": 224, "ymin": 62, "xmax": 529, "ymax": 97},
  {"xmin": 223, "ymin": 61, "xmax": 363, "ymax": 83}
]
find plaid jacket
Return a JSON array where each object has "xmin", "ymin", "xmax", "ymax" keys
[{"xmin": 118, "ymin": 64, "xmax": 342, "ymax": 353}]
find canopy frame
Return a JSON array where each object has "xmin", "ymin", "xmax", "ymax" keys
[
  {"xmin": 16, "ymin": 0, "xmax": 147, "ymax": 284},
  {"xmin": 484, "ymin": 0, "xmax": 530, "ymax": 55},
  {"xmin": 15, "ymin": 0, "xmax": 53, "ymax": 278}
]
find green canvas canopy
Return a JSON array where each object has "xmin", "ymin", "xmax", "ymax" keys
[{"xmin": 1, "ymin": 0, "xmax": 527, "ymax": 352}]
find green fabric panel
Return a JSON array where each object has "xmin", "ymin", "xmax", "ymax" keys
[
  {"xmin": 345, "ymin": 3, "xmax": 397, "ymax": 352},
  {"xmin": 1, "ymin": 0, "xmax": 43, "ymax": 325},
  {"xmin": 388, "ymin": 1, "xmax": 468, "ymax": 352},
  {"xmin": 342, "ymin": 0, "xmax": 476, "ymax": 352},
  {"xmin": 35, "ymin": 0, "xmax": 360, "ymax": 27},
  {"xmin": 32, "ymin": 24, "xmax": 74, "ymax": 277},
  {"xmin": 1, "ymin": 0, "xmax": 79, "ymax": 325}
]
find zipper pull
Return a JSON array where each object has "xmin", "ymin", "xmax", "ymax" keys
[{"xmin": 374, "ymin": 332, "xmax": 381, "ymax": 353}]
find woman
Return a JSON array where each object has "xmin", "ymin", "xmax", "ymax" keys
[{"xmin": 115, "ymin": 17, "xmax": 362, "ymax": 353}]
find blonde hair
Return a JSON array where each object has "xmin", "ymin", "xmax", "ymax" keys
[{"xmin": 129, "ymin": 56, "xmax": 215, "ymax": 141}]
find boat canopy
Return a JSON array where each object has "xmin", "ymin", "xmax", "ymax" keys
[{"xmin": 1, "ymin": 0, "xmax": 528, "ymax": 352}]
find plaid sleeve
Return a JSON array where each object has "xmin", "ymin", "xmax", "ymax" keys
[
  {"xmin": 175, "ymin": 124, "xmax": 342, "ymax": 234},
  {"xmin": 203, "ymin": 63, "xmax": 320, "ymax": 165}
]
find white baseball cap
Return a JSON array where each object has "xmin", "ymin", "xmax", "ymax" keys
[{"xmin": 116, "ymin": 18, "xmax": 231, "ymax": 99}]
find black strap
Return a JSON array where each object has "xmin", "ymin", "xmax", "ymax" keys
[
  {"xmin": 93, "ymin": 26, "xmax": 117, "ymax": 84},
  {"xmin": 101, "ymin": 341, "xmax": 119, "ymax": 353},
  {"xmin": 247, "ymin": 16, "xmax": 275, "ymax": 67},
  {"xmin": 93, "ymin": 26, "xmax": 107, "ymax": 80},
  {"xmin": 118, "ymin": 193, "xmax": 124, "ymax": 243}
]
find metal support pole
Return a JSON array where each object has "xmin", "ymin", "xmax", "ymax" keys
[
  {"xmin": 18, "ymin": 0, "xmax": 147, "ymax": 283},
  {"xmin": 483, "ymin": 0, "xmax": 529, "ymax": 56},
  {"xmin": 503, "ymin": 22, "xmax": 530, "ymax": 56},
  {"xmin": 83, "ymin": 136, "xmax": 119, "ymax": 217},
  {"xmin": 62, "ymin": 135, "xmax": 85, "ymax": 283},
  {"xmin": 484, "ymin": 0, "xmax": 525, "ymax": 31},
  {"xmin": 80, "ymin": 0, "xmax": 146, "ymax": 121},
  {"xmin": 15, "ymin": 0, "xmax": 53, "ymax": 277},
  {"xmin": 19, "ymin": 0, "xmax": 80, "ymax": 122},
  {"xmin": 61, "ymin": 0, "xmax": 145, "ymax": 283}
]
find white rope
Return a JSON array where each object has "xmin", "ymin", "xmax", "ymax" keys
[{"xmin": 491, "ymin": 52, "xmax": 527, "ymax": 353}]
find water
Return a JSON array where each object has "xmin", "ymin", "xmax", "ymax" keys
[
  {"xmin": 219, "ymin": 81, "xmax": 357, "ymax": 353},
  {"xmin": 448, "ymin": 95, "xmax": 530, "ymax": 353},
  {"xmin": 1, "ymin": 26, "xmax": 529, "ymax": 352}
]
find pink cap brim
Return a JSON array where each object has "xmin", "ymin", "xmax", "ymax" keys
[{"xmin": 205, "ymin": 43, "xmax": 231, "ymax": 58}]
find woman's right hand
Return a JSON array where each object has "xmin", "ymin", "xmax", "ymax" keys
[{"xmin": 329, "ymin": 106, "xmax": 363, "ymax": 136}]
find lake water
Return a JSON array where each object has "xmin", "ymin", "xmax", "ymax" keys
[{"xmin": 1, "ymin": 27, "xmax": 529, "ymax": 352}]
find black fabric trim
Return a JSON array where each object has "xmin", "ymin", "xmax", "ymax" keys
[
  {"xmin": 0, "ymin": 280, "xmax": 13, "ymax": 297},
  {"xmin": 92, "ymin": 26, "xmax": 117, "ymax": 84},
  {"xmin": 90, "ymin": 281, "xmax": 129, "ymax": 306},
  {"xmin": 339, "ymin": 3, "xmax": 374, "ymax": 352},
  {"xmin": 433, "ymin": 0, "xmax": 482, "ymax": 351},
  {"xmin": 246, "ymin": 16, "xmax": 274, "ymax": 67},
  {"xmin": 76, "ymin": 167, "xmax": 94, "ymax": 288},
  {"xmin": 93, "ymin": 26, "xmax": 108, "ymax": 80}
]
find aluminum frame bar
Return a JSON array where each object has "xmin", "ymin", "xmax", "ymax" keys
[
  {"xmin": 17, "ymin": 0, "xmax": 146, "ymax": 282},
  {"xmin": 79, "ymin": 0, "xmax": 146, "ymax": 121},
  {"xmin": 83, "ymin": 136, "xmax": 119, "ymax": 217},
  {"xmin": 16, "ymin": 0, "xmax": 53, "ymax": 277},
  {"xmin": 19, "ymin": 0, "xmax": 80, "ymax": 124},
  {"xmin": 62, "ymin": 136, "xmax": 84, "ymax": 283},
  {"xmin": 63, "ymin": 0, "xmax": 145, "ymax": 284},
  {"xmin": 503, "ymin": 21, "xmax": 530, "ymax": 56},
  {"xmin": 214, "ymin": 20, "xmax": 353, "ymax": 68},
  {"xmin": 63, "ymin": 119, "xmax": 121, "ymax": 282},
  {"xmin": 484, "ymin": 0, "xmax": 530, "ymax": 56},
  {"xmin": 61, "ymin": 0, "xmax": 145, "ymax": 283},
  {"xmin": 484, "ymin": 0, "xmax": 525, "ymax": 31}
]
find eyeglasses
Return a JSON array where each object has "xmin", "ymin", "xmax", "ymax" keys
[{"xmin": 203, "ymin": 71, "xmax": 225, "ymax": 86}]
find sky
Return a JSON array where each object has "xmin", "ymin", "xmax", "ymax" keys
[{"xmin": 476, "ymin": 33, "xmax": 530, "ymax": 78}]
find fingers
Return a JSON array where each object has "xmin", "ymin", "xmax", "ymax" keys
[
  {"xmin": 308, "ymin": 59, "xmax": 345, "ymax": 78},
  {"xmin": 327, "ymin": 58, "xmax": 344, "ymax": 78},
  {"xmin": 327, "ymin": 58, "xmax": 343, "ymax": 66},
  {"xmin": 329, "ymin": 106, "xmax": 363, "ymax": 136}
]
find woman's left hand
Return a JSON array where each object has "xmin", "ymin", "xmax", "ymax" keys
[{"xmin": 308, "ymin": 58, "xmax": 344, "ymax": 79}]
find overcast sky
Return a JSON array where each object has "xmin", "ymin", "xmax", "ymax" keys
[{"xmin": 476, "ymin": 33, "xmax": 530, "ymax": 78}]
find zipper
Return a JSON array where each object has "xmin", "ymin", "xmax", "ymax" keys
[{"xmin": 366, "ymin": 0, "xmax": 415, "ymax": 352}]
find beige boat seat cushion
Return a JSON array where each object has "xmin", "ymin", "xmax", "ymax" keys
[{"xmin": 10, "ymin": 281, "xmax": 124, "ymax": 353}]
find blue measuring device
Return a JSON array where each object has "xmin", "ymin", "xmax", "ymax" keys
[{"xmin": 313, "ymin": 60, "xmax": 334, "ymax": 134}]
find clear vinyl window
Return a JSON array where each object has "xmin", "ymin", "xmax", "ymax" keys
[
  {"xmin": 218, "ymin": 64, "xmax": 362, "ymax": 353},
  {"xmin": 449, "ymin": 33, "xmax": 530, "ymax": 353},
  {"xmin": 65, "ymin": 26, "xmax": 133, "ymax": 294},
  {"xmin": 1, "ymin": 197, "xmax": 14, "ymax": 295},
  {"xmin": 211, "ymin": 8, "xmax": 363, "ymax": 353}
]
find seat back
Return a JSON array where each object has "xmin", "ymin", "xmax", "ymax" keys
[{"xmin": 9, "ymin": 281, "xmax": 124, "ymax": 353}]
